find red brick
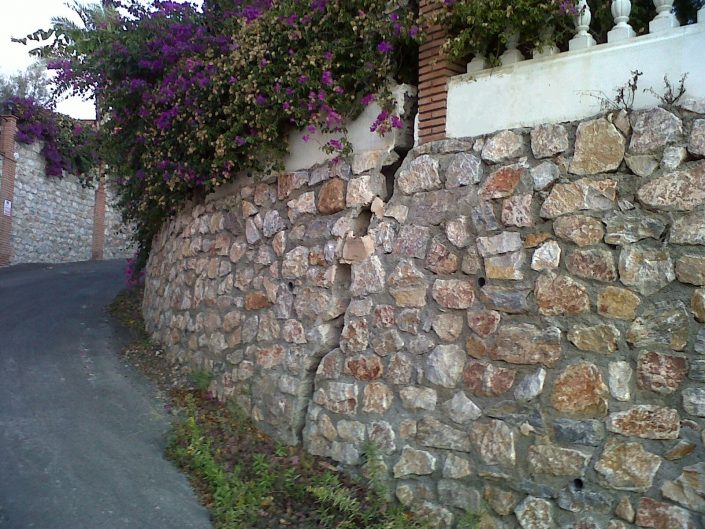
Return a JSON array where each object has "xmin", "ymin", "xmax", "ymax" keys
[{"xmin": 0, "ymin": 116, "xmax": 18, "ymax": 267}]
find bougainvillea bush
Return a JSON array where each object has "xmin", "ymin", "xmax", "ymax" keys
[
  {"xmin": 21, "ymin": 0, "xmax": 418, "ymax": 268},
  {"xmin": 0, "ymin": 96, "xmax": 99, "ymax": 184}
]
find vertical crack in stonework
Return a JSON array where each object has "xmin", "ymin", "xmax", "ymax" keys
[
  {"xmin": 287, "ymin": 262, "xmax": 351, "ymax": 444},
  {"xmin": 383, "ymin": 152, "xmax": 404, "ymax": 202},
  {"xmin": 300, "ymin": 145, "xmax": 411, "ymax": 464}
]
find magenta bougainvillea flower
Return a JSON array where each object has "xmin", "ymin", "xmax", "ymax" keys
[{"xmin": 25, "ymin": 0, "xmax": 419, "ymax": 268}]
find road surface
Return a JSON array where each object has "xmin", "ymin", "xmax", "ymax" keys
[{"xmin": 0, "ymin": 260, "xmax": 211, "ymax": 529}]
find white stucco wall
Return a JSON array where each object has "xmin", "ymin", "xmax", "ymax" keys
[
  {"xmin": 447, "ymin": 23, "xmax": 705, "ymax": 138},
  {"xmin": 284, "ymin": 84, "xmax": 416, "ymax": 171}
]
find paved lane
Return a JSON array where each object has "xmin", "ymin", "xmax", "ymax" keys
[{"xmin": 0, "ymin": 260, "xmax": 210, "ymax": 529}]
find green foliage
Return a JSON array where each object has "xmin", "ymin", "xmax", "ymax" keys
[
  {"xmin": 0, "ymin": 61, "xmax": 53, "ymax": 106},
  {"xmin": 307, "ymin": 475, "xmax": 434, "ymax": 529},
  {"xmin": 168, "ymin": 395, "xmax": 275, "ymax": 527},
  {"xmin": 20, "ymin": 0, "xmax": 419, "ymax": 270},
  {"xmin": 273, "ymin": 440, "xmax": 288, "ymax": 457},
  {"xmin": 588, "ymin": 0, "xmax": 704, "ymax": 39},
  {"xmin": 456, "ymin": 510, "xmax": 481, "ymax": 529},
  {"xmin": 307, "ymin": 448, "xmax": 434, "ymax": 529},
  {"xmin": 434, "ymin": 0, "xmax": 703, "ymax": 66},
  {"xmin": 168, "ymin": 391, "xmax": 432, "ymax": 529},
  {"xmin": 189, "ymin": 369, "xmax": 213, "ymax": 392},
  {"xmin": 431, "ymin": 0, "xmax": 575, "ymax": 66},
  {"xmin": 0, "ymin": 96, "xmax": 99, "ymax": 182}
]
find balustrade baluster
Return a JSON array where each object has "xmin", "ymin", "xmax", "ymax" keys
[
  {"xmin": 649, "ymin": 0, "xmax": 679, "ymax": 32},
  {"xmin": 569, "ymin": 0, "xmax": 597, "ymax": 50},
  {"xmin": 608, "ymin": 0, "xmax": 636, "ymax": 42},
  {"xmin": 467, "ymin": 54, "xmax": 487, "ymax": 74},
  {"xmin": 499, "ymin": 31, "xmax": 525, "ymax": 65},
  {"xmin": 533, "ymin": 28, "xmax": 560, "ymax": 59}
]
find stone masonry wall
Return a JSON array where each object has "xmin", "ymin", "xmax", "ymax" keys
[
  {"xmin": 143, "ymin": 151, "xmax": 396, "ymax": 444},
  {"xmin": 10, "ymin": 141, "xmax": 132, "ymax": 264},
  {"xmin": 143, "ymin": 102, "xmax": 705, "ymax": 529},
  {"xmin": 103, "ymin": 183, "xmax": 134, "ymax": 260}
]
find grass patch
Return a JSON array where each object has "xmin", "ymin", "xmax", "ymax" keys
[
  {"xmin": 108, "ymin": 286, "xmax": 147, "ymax": 335},
  {"xmin": 167, "ymin": 388, "xmax": 432, "ymax": 529},
  {"xmin": 109, "ymin": 287, "xmax": 436, "ymax": 529}
]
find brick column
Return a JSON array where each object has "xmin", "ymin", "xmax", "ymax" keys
[
  {"xmin": 418, "ymin": 0, "xmax": 465, "ymax": 144},
  {"xmin": 91, "ymin": 166, "xmax": 106, "ymax": 260},
  {"xmin": 0, "ymin": 115, "xmax": 17, "ymax": 267}
]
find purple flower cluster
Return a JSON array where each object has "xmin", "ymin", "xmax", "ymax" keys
[
  {"xmin": 1, "ymin": 96, "xmax": 98, "ymax": 180},
  {"xmin": 124, "ymin": 256, "xmax": 145, "ymax": 286},
  {"xmin": 39, "ymin": 0, "xmax": 419, "ymax": 268},
  {"xmin": 557, "ymin": 0, "xmax": 579, "ymax": 15}
]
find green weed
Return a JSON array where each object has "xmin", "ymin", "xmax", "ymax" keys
[
  {"xmin": 189, "ymin": 369, "xmax": 212, "ymax": 393},
  {"xmin": 167, "ymin": 392, "xmax": 435, "ymax": 529}
]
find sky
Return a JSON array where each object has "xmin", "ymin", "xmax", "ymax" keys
[
  {"xmin": 0, "ymin": 0, "xmax": 97, "ymax": 118},
  {"xmin": 0, "ymin": 0, "xmax": 201, "ymax": 120}
]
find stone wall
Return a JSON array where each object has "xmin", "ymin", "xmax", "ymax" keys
[
  {"xmin": 103, "ymin": 183, "xmax": 134, "ymax": 260},
  {"xmin": 144, "ymin": 152, "xmax": 396, "ymax": 444},
  {"xmin": 143, "ymin": 102, "xmax": 705, "ymax": 529},
  {"xmin": 9, "ymin": 141, "xmax": 132, "ymax": 264}
]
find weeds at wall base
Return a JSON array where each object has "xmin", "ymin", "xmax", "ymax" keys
[
  {"xmin": 109, "ymin": 286, "xmax": 440, "ymax": 529},
  {"xmin": 166, "ymin": 387, "xmax": 440, "ymax": 529}
]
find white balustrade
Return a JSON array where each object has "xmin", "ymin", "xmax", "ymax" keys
[
  {"xmin": 569, "ymin": 0, "xmax": 597, "ymax": 50},
  {"xmin": 608, "ymin": 0, "xmax": 637, "ymax": 42},
  {"xmin": 650, "ymin": 0, "xmax": 679, "ymax": 32},
  {"xmin": 467, "ymin": 54, "xmax": 487, "ymax": 74},
  {"xmin": 533, "ymin": 28, "xmax": 560, "ymax": 59},
  {"xmin": 499, "ymin": 31, "xmax": 525, "ymax": 65},
  {"xmin": 533, "ymin": 44, "xmax": 560, "ymax": 59},
  {"xmin": 460, "ymin": 0, "xmax": 703, "ymax": 73}
]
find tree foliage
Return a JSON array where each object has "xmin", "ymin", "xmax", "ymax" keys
[
  {"xmin": 19, "ymin": 0, "xmax": 418, "ymax": 269},
  {"xmin": 0, "ymin": 96, "xmax": 99, "ymax": 182},
  {"xmin": 434, "ymin": 0, "xmax": 704, "ymax": 65},
  {"xmin": 0, "ymin": 61, "xmax": 53, "ymax": 107}
]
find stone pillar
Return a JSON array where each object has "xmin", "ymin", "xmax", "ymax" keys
[
  {"xmin": 91, "ymin": 166, "xmax": 106, "ymax": 260},
  {"xmin": 418, "ymin": 0, "xmax": 465, "ymax": 145},
  {"xmin": 0, "ymin": 115, "xmax": 17, "ymax": 267}
]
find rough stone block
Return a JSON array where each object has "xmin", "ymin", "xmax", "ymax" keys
[
  {"xmin": 570, "ymin": 118, "xmax": 626, "ymax": 175},
  {"xmin": 551, "ymin": 362, "xmax": 608, "ymax": 418},
  {"xmin": 606, "ymin": 405, "xmax": 679, "ymax": 439}
]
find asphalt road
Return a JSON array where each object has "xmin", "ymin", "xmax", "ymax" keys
[{"xmin": 0, "ymin": 260, "xmax": 211, "ymax": 529}]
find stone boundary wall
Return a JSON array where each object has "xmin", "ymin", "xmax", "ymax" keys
[
  {"xmin": 103, "ymin": 185, "xmax": 133, "ymax": 260},
  {"xmin": 144, "ymin": 151, "xmax": 397, "ymax": 444},
  {"xmin": 0, "ymin": 137, "xmax": 133, "ymax": 265},
  {"xmin": 143, "ymin": 102, "xmax": 705, "ymax": 529}
]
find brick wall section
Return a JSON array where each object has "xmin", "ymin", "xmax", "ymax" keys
[
  {"xmin": 91, "ymin": 168, "xmax": 107, "ymax": 260},
  {"xmin": 0, "ymin": 116, "xmax": 17, "ymax": 266},
  {"xmin": 418, "ymin": 0, "xmax": 464, "ymax": 144}
]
